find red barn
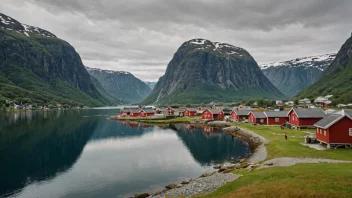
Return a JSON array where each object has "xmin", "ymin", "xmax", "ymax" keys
[
  {"xmin": 231, "ymin": 110, "xmax": 251, "ymax": 121},
  {"xmin": 288, "ymin": 108, "xmax": 325, "ymax": 128},
  {"xmin": 264, "ymin": 111, "xmax": 289, "ymax": 125},
  {"xmin": 184, "ymin": 108, "xmax": 197, "ymax": 116},
  {"xmin": 314, "ymin": 110, "xmax": 352, "ymax": 148},
  {"xmin": 130, "ymin": 109, "xmax": 141, "ymax": 117},
  {"xmin": 139, "ymin": 108, "xmax": 155, "ymax": 117},
  {"xmin": 248, "ymin": 112, "xmax": 267, "ymax": 124},
  {"xmin": 201, "ymin": 109, "xmax": 224, "ymax": 120}
]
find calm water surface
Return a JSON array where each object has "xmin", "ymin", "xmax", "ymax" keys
[{"xmin": 0, "ymin": 109, "xmax": 250, "ymax": 198}]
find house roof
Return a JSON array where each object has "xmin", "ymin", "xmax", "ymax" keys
[
  {"xmin": 251, "ymin": 111, "xmax": 266, "ymax": 118},
  {"xmin": 130, "ymin": 109, "xmax": 141, "ymax": 113},
  {"xmin": 314, "ymin": 115, "xmax": 342, "ymax": 129},
  {"xmin": 207, "ymin": 109, "xmax": 223, "ymax": 114},
  {"xmin": 141, "ymin": 108, "xmax": 155, "ymax": 113},
  {"xmin": 185, "ymin": 108, "xmax": 197, "ymax": 112},
  {"xmin": 264, "ymin": 111, "xmax": 289, "ymax": 118},
  {"xmin": 288, "ymin": 108, "xmax": 325, "ymax": 118},
  {"xmin": 233, "ymin": 110, "xmax": 251, "ymax": 116}
]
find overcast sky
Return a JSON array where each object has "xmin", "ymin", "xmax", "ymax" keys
[{"xmin": 2, "ymin": 0, "xmax": 352, "ymax": 81}]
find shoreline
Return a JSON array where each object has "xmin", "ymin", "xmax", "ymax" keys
[{"xmin": 129, "ymin": 125, "xmax": 268, "ymax": 198}]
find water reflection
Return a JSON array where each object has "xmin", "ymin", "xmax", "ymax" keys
[{"xmin": 0, "ymin": 110, "xmax": 249, "ymax": 198}]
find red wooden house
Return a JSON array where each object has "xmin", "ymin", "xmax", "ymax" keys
[
  {"xmin": 264, "ymin": 111, "xmax": 289, "ymax": 125},
  {"xmin": 130, "ymin": 108, "xmax": 141, "ymax": 117},
  {"xmin": 231, "ymin": 110, "xmax": 251, "ymax": 121},
  {"xmin": 184, "ymin": 108, "xmax": 197, "ymax": 116},
  {"xmin": 314, "ymin": 110, "xmax": 352, "ymax": 148},
  {"xmin": 288, "ymin": 108, "xmax": 325, "ymax": 128},
  {"xmin": 201, "ymin": 109, "xmax": 224, "ymax": 120},
  {"xmin": 139, "ymin": 108, "xmax": 155, "ymax": 117},
  {"xmin": 248, "ymin": 112, "xmax": 267, "ymax": 124}
]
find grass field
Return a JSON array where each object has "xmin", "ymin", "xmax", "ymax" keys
[
  {"xmin": 203, "ymin": 163, "xmax": 352, "ymax": 198},
  {"xmin": 198, "ymin": 123, "xmax": 352, "ymax": 198},
  {"xmin": 230, "ymin": 123, "xmax": 352, "ymax": 161}
]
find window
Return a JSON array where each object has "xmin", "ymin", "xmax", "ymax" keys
[
  {"xmin": 349, "ymin": 128, "xmax": 352, "ymax": 136},
  {"xmin": 320, "ymin": 129, "xmax": 322, "ymax": 134},
  {"xmin": 275, "ymin": 118, "xmax": 279, "ymax": 122},
  {"xmin": 324, "ymin": 130, "xmax": 326, "ymax": 136}
]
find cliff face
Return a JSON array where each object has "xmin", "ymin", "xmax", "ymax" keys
[
  {"xmin": 86, "ymin": 67, "xmax": 151, "ymax": 103},
  {"xmin": 260, "ymin": 54, "xmax": 336, "ymax": 97},
  {"xmin": 296, "ymin": 34, "xmax": 352, "ymax": 104},
  {"xmin": 143, "ymin": 38, "xmax": 285, "ymax": 105},
  {"xmin": 0, "ymin": 13, "xmax": 111, "ymax": 106}
]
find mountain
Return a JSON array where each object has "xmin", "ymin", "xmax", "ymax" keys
[
  {"xmin": 86, "ymin": 67, "xmax": 151, "ymax": 103},
  {"xmin": 142, "ymin": 38, "xmax": 285, "ymax": 105},
  {"xmin": 144, "ymin": 81, "xmax": 157, "ymax": 90},
  {"xmin": 296, "ymin": 34, "xmax": 352, "ymax": 104},
  {"xmin": 260, "ymin": 53, "xmax": 336, "ymax": 97},
  {"xmin": 0, "ymin": 13, "xmax": 113, "ymax": 107}
]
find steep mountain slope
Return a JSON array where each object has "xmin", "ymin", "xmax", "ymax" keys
[
  {"xmin": 143, "ymin": 38, "xmax": 285, "ymax": 105},
  {"xmin": 86, "ymin": 67, "xmax": 151, "ymax": 103},
  {"xmin": 296, "ymin": 34, "xmax": 352, "ymax": 104},
  {"xmin": 145, "ymin": 81, "xmax": 157, "ymax": 90},
  {"xmin": 260, "ymin": 54, "xmax": 336, "ymax": 97},
  {"xmin": 0, "ymin": 13, "xmax": 111, "ymax": 106}
]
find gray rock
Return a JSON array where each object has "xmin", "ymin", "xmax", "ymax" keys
[{"xmin": 165, "ymin": 184, "xmax": 177, "ymax": 189}]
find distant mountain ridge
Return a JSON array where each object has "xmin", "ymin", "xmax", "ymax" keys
[
  {"xmin": 86, "ymin": 67, "xmax": 151, "ymax": 103},
  {"xmin": 296, "ymin": 34, "xmax": 352, "ymax": 104},
  {"xmin": 143, "ymin": 38, "xmax": 285, "ymax": 105},
  {"xmin": 144, "ymin": 81, "xmax": 157, "ymax": 90},
  {"xmin": 260, "ymin": 53, "xmax": 336, "ymax": 97},
  {"xmin": 0, "ymin": 13, "xmax": 115, "ymax": 106}
]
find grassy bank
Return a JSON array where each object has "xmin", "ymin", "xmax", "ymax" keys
[
  {"xmin": 230, "ymin": 123, "xmax": 352, "ymax": 161},
  {"xmin": 198, "ymin": 123, "xmax": 352, "ymax": 197},
  {"xmin": 203, "ymin": 163, "xmax": 352, "ymax": 198}
]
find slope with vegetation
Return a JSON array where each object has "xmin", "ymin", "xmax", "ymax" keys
[
  {"xmin": 296, "ymin": 34, "xmax": 352, "ymax": 104},
  {"xmin": 0, "ymin": 13, "xmax": 118, "ymax": 107}
]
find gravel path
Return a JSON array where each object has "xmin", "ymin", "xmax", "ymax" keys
[
  {"xmin": 238, "ymin": 128, "xmax": 269, "ymax": 164},
  {"xmin": 152, "ymin": 173, "xmax": 241, "ymax": 198},
  {"xmin": 258, "ymin": 157, "xmax": 352, "ymax": 169}
]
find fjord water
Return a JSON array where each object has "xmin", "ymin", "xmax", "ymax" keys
[{"xmin": 0, "ymin": 109, "xmax": 250, "ymax": 198}]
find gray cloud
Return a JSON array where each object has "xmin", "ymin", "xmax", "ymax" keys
[{"xmin": 1, "ymin": 0, "xmax": 352, "ymax": 81}]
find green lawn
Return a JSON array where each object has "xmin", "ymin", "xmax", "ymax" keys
[
  {"xmin": 196, "ymin": 123, "xmax": 352, "ymax": 198},
  {"xmin": 231, "ymin": 123, "xmax": 352, "ymax": 161},
  {"xmin": 203, "ymin": 163, "xmax": 352, "ymax": 198}
]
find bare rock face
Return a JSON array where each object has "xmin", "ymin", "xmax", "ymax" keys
[{"xmin": 143, "ymin": 38, "xmax": 285, "ymax": 105}]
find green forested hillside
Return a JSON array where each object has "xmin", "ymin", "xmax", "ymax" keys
[
  {"xmin": 296, "ymin": 34, "xmax": 352, "ymax": 104},
  {"xmin": 0, "ymin": 13, "xmax": 120, "ymax": 107}
]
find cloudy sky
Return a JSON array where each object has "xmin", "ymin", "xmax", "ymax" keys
[{"xmin": 1, "ymin": 0, "xmax": 352, "ymax": 81}]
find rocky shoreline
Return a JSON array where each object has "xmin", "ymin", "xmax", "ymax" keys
[{"xmin": 131, "ymin": 126, "xmax": 267, "ymax": 198}]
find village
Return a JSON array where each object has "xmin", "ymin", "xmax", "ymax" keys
[{"xmin": 116, "ymin": 94, "xmax": 352, "ymax": 150}]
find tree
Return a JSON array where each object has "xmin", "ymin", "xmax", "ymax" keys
[{"xmin": 294, "ymin": 99, "xmax": 299, "ymax": 105}]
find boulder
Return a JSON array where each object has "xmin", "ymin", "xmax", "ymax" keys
[
  {"xmin": 218, "ymin": 167, "xmax": 227, "ymax": 172},
  {"xmin": 176, "ymin": 184, "xmax": 183, "ymax": 188},
  {"xmin": 213, "ymin": 164, "xmax": 222, "ymax": 169},
  {"xmin": 239, "ymin": 163, "xmax": 249, "ymax": 169},
  {"xmin": 134, "ymin": 193, "xmax": 150, "ymax": 198},
  {"xmin": 240, "ymin": 158, "xmax": 247, "ymax": 163},
  {"xmin": 200, "ymin": 173, "xmax": 210, "ymax": 178},
  {"xmin": 264, "ymin": 162, "xmax": 274, "ymax": 166},
  {"xmin": 165, "ymin": 184, "xmax": 178, "ymax": 189},
  {"xmin": 181, "ymin": 179, "xmax": 191, "ymax": 184}
]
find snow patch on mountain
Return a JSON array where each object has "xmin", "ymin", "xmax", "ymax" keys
[
  {"xmin": 0, "ymin": 13, "xmax": 56, "ymax": 38},
  {"xmin": 85, "ymin": 67, "xmax": 131, "ymax": 75},
  {"xmin": 185, "ymin": 38, "xmax": 246, "ymax": 56},
  {"xmin": 260, "ymin": 53, "xmax": 336, "ymax": 71}
]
